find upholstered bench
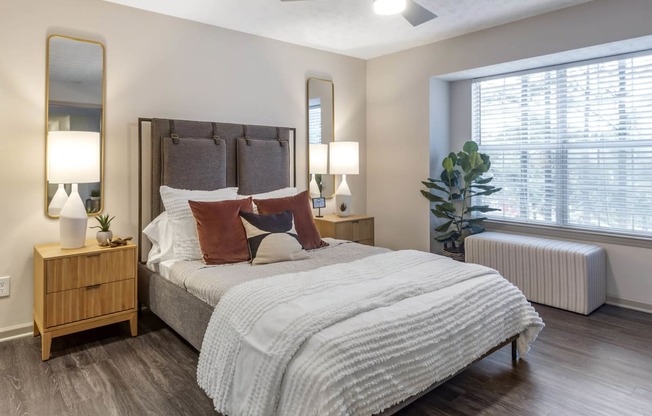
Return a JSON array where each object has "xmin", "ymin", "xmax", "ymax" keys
[{"xmin": 465, "ymin": 232, "xmax": 606, "ymax": 315}]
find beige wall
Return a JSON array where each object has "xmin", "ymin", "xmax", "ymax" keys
[
  {"xmin": 0, "ymin": 0, "xmax": 367, "ymax": 335},
  {"xmin": 367, "ymin": 0, "xmax": 652, "ymax": 308}
]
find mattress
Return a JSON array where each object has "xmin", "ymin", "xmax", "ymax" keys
[{"xmin": 164, "ymin": 238, "xmax": 389, "ymax": 307}]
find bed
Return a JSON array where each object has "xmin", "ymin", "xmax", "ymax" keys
[{"xmin": 137, "ymin": 117, "xmax": 544, "ymax": 416}]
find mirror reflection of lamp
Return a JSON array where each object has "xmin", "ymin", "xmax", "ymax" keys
[
  {"xmin": 309, "ymin": 143, "xmax": 328, "ymax": 198},
  {"xmin": 48, "ymin": 131, "xmax": 100, "ymax": 249},
  {"xmin": 329, "ymin": 141, "xmax": 359, "ymax": 217}
]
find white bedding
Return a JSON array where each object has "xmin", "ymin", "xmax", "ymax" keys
[
  {"xmin": 164, "ymin": 238, "xmax": 389, "ymax": 306},
  {"xmin": 198, "ymin": 250, "xmax": 544, "ymax": 416}
]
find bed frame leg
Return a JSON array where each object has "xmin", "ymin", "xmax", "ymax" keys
[{"xmin": 511, "ymin": 340, "xmax": 518, "ymax": 361}]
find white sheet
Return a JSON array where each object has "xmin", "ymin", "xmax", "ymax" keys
[{"xmin": 198, "ymin": 250, "xmax": 544, "ymax": 416}]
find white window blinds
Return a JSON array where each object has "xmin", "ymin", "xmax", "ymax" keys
[
  {"xmin": 472, "ymin": 52, "xmax": 652, "ymax": 237},
  {"xmin": 308, "ymin": 101, "xmax": 322, "ymax": 145}
]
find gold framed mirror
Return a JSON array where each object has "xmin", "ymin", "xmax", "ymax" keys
[
  {"xmin": 45, "ymin": 34, "xmax": 105, "ymax": 218},
  {"xmin": 307, "ymin": 78, "xmax": 335, "ymax": 199}
]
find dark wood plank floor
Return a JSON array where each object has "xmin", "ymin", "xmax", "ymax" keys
[{"xmin": 1, "ymin": 304, "xmax": 651, "ymax": 416}]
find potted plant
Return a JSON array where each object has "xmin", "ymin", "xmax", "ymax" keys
[
  {"xmin": 420, "ymin": 141, "xmax": 501, "ymax": 261},
  {"xmin": 90, "ymin": 189, "xmax": 101, "ymax": 213},
  {"xmin": 91, "ymin": 213, "xmax": 115, "ymax": 246}
]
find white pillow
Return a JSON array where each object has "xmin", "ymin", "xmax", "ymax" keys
[
  {"xmin": 239, "ymin": 187, "xmax": 298, "ymax": 213},
  {"xmin": 143, "ymin": 212, "xmax": 175, "ymax": 267},
  {"xmin": 159, "ymin": 186, "xmax": 239, "ymax": 261}
]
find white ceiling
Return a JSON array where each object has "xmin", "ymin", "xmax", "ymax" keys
[{"xmin": 103, "ymin": 0, "xmax": 593, "ymax": 60}]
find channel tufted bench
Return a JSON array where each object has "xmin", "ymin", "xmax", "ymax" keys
[{"xmin": 466, "ymin": 232, "xmax": 606, "ymax": 315}]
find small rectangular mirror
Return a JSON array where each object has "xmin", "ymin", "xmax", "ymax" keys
[
  {"xmin": 307, "ymin": 78, "xmax": 335, "ymax": 198},
  {"xmin": 46, "ymin": 35, "xmax": 105, "ymax": 218}
]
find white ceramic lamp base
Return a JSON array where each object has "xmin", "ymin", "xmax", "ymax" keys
[
  {"xmin": 59, "ymin": 184, "xmax": 88, "ymax": 249},
  {"xmin": 48, "ymin": 184, "xmax": 69, "ymax": 216},
  {"xmin": 336, "ymin": 174, "xmax": 352, "ymax": 217},
  {"xmin": 309, "ymin": 174, "xmax": 321, "ymax": 198}
]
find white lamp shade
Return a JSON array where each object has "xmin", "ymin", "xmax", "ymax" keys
[
  {"xmin": 48, "ymin": 131, "xmax": 100, "ymax": 184},
  {"xmin": 374, "ymin": 0, "xmax": 406, "ymax": 15},
  {"xmin": 329, "ymin": 141, "xmax": 359, "ymax": 175},
  {"xmin": 309, "ymin": 144, "xmax": 329, "ymax": 174}
]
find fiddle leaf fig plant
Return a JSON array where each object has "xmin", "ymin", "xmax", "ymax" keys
[{"xmin": 420, "ymin": 141, "xmax": 501, "ymax": 252}]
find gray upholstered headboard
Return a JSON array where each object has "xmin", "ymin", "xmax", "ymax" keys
[
  {"xmin": 144, "ymin": 118, "xmax": 295, "ymax": 220},
  {"xmin": 137, "ymin": 117, "xmax": 296, "ymax": 259}
]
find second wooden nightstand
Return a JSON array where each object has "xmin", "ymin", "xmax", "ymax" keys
[
  {"xmin": 314, "ymin": 214, "xmax": 374, "ymax": 246},
  {"xmin": 33, "ymin": 241, "xmax": 138, "ymax": 360}
]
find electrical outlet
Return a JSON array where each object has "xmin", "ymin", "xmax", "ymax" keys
[{"xmin": 0, "ymin": 276, "xmax": 10, "ymax": 298}]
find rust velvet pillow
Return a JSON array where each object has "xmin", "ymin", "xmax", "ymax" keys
[
  {"xmin": 188, "ymin": 197, "xmax": 253, "ymax": 265},
  {"xmin": 254, "ymin": 190, "xmax": 327, "ymax": 250}
]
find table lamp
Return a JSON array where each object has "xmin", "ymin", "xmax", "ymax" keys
[
  {"xmin": 48, "ymin": 131, "xmax": 101, "ymax": 249},
  {"xmin": 329, "ymin": 141, "xmax": 358, "ymax": 217}
]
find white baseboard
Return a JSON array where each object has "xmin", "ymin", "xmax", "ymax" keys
[
  {"xmin": 606, "ymin": 297, "xmax": 652, "ymax": 314},
  {"xmin": 0, "ymin": 322, "xmax": 33, "ymax": 343}
]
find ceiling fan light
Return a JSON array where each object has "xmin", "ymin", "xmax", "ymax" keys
[{"xmin": 373, "ymin": 0, "xmax": 406, "ymax": 16}]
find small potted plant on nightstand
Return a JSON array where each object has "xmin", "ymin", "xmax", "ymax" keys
[
  {"xmin": 91, "ymin": 214, "xmax": 115, "ymax": 246},
  {"xmin": 420, "ymin": 141, "xmax": 501, "ymax": 262}
]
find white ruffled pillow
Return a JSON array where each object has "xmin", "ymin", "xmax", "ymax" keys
[
  {"xmin": 160, "ymin": 186, "xmax": 239, "ymax": 261},
  {"xmin": 143, "ymin": 212, "xmax": 175, "ymax": 268}
]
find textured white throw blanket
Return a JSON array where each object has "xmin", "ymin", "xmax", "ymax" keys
[{"xmin": 198, "ymin": 250, "xmax": 543, "ymax": 416}]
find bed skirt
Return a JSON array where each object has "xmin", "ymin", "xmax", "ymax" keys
[{"xmin": 138, "ymin": 263, "xmax": 212, "ymax": 350}]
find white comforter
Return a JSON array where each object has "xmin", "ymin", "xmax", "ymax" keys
[{"xmin": 198, "ymin": 250, "xmax": 544, "ymax": 416}]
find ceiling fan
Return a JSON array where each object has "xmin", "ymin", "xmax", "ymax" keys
[{"xmin": 280, "ymin": 0, "xmax": 438, "ymax": 27}]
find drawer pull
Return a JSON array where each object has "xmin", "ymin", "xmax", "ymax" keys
[
  {"xmin": 351, "ymin": 220, "xmax": 359, "ymax": 224},
  {"xmin": 85, "ymin": 284, "xmax": 101, "ymax": 289},
  {"xmin": 85, "ymin": 253, "xmax": 101, "ymax": 258}
]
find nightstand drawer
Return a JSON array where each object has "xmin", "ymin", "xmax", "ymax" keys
[
  {"xmin": 45, "ymin": 249, "xmax": 136, "ymax": 293},
  {"xmin": 314, "ymin": 215, "xmax": 375, "ymax": 246},
  {"xmin": 45, "ymin": 279, "xmax": 135, "ymax": 328},
  {"xmin": 334, "ymin": 218, "xmax": 374, "ymax": 242}
]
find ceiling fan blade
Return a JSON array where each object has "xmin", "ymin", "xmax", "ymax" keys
[{"xmin": 402, "ymin": 0, "xmax": 437, "ymax": 26}]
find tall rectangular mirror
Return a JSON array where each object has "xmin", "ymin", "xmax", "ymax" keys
[
  {"xmin": 46, "ymin": 34, "xmax": 105, "ymax": 217},
  {"xmin": 307, "ymin": 78, "xmax": 335, "ymax": 198}
]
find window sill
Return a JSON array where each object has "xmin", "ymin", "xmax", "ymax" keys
[{"xmin": 484, "ymin": 220, "xmax": 652, "ymax": 249}]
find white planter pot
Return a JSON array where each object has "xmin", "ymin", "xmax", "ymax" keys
[{"xmin": 96, "ymin": 230, "xmax": 113, "ymax": 246}]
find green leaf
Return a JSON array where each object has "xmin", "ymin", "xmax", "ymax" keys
[
  {"xmin": 426, "ymin": 177, "xmax": 445, "ymax": 184},
  {"xmin": 471, "ymin": 184, "xmax": 494, "ymax": 190},
  {"xmin": 435, "ymin": 220, "xmax": 453, "ymax": 232},
  {"xmin": 469, "ymin": 151, "xmax": 482, "ymax": 169},
  {"xmin": 420, "ymin": 190, "xmax": 447, "ymax": 203},
  {"xmin": 463, "ymin": 141, "xmax": 479, "ymax": 153},
  {"xmin": 474, "ymin": 176, "xmax": 493, "ymax": 184},
  {"xmin": 465, "ymin": 206, "xmax": 501, "ymax": 213},
  {"xmin": 435, "ymin": 230, "xmax": 460, "ymax": 242},
  {"xmin": 442, "ymin": 157, "xmax": 454, "ymax": 172},
  {"xmin": 472, "ymin": 188, "xmax": 502, "ymax": 197},
  {"xmin": 421, "ymin": 181, "xmax": 449, "ymax": 193},
  {"xmin": 440, "ymin": 202, "xmax": 455, "ymax": 212},
  {"xmin": 450, "ymin": 192, "xmax": 462, "ymax": 201},
  {"xmin": 432, "ymin": 209, "xmax": 454, "ymax": 219}
]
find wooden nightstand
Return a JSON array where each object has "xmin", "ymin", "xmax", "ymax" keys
[
  {"xmin": 33, "ymin": 241, "xmax": 138, "ymax": 360},
  {"xmin": 314, "ymin": 214, "xmax": 374, "ymax": 246}
]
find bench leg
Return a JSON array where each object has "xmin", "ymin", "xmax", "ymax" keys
[{"xmin": 511, "ymin": 340, "xmax": 518, "ymax": 361}]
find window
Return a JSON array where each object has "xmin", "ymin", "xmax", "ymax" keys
[
  {"xmin": 308, "ymin": 99, "xmax": 322, "ymax": 145},
  {"xmin": 472, "ymin": 52, "xmax": 652, "ymax": 237}
]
